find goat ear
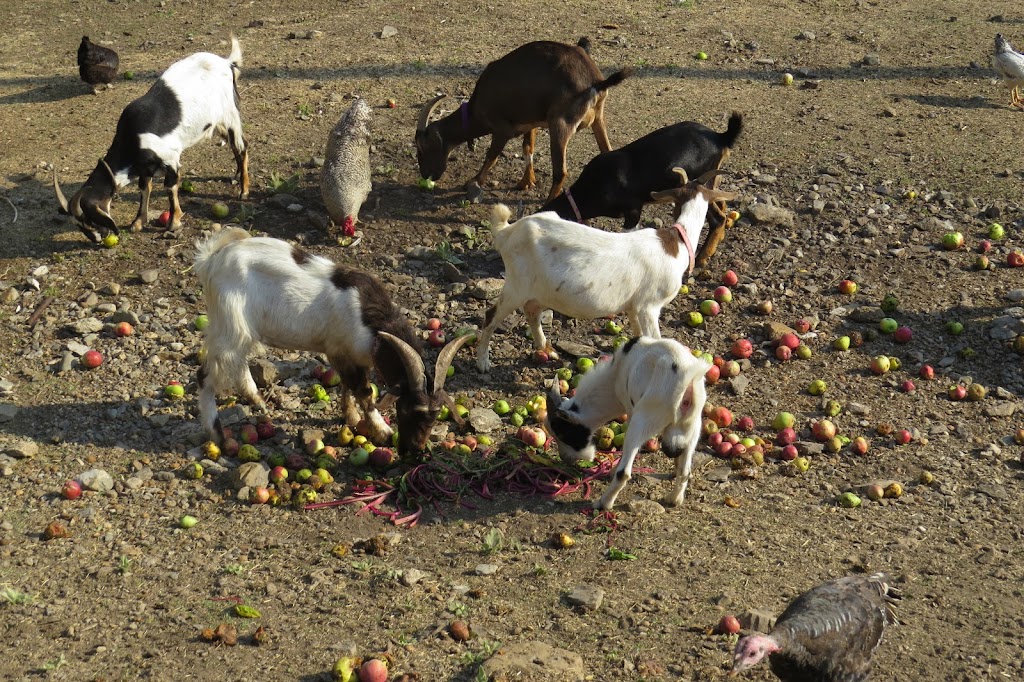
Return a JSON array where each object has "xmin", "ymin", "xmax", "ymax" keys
[
  {"xmin": 547, "ymin": 377, "xmax": 564, "ymax": 412},
  {"xmin": 694, "ymin": 169, "xmax": 726, "ymax": 186},
  {"xmin": 707, "ymin": 188, "xmax": 739, "ymax": 203},
  {"xmin": 649, "ymin": 188, "xmax": 677, "ymax": 204},
  {"xmin": 82, "ymin": 198, "xmax": 118, "ymax": 236}
]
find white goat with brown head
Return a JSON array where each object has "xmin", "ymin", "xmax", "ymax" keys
[
  {"xmin": 193, "ymin": 228, "xmax": 469, "ymax": 457},
  {"xmin": 476, "ymin": 168, "xmax": 737, "ymax": 373}
]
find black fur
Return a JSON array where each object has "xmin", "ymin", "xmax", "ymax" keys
[
  {"xmin": 548, "ymin": 410, "xmax": 592, "ymax": 451},
  {"xmin": 292, "ymin": 245, "xmax": 310, "ymax": 265},
  {"xmin": 541, "ymin": 113, "xmax": 743, "ymax": 230},
  {"xmin": 622, "ymin": 337, "xmax": 640, "ymax": 355},
  {"xmin": 105, "ymin": 79, "xmax": 183, "ymax": 178}
]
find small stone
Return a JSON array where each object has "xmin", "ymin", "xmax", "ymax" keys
[
  {"xmin": 249, "ymin": 359, "xmax": 278, "ymax": 388},
  {"xmin": 449, "ymin": 620, "xmax": 471, "ymax": 642},
  {"xmin": 738, "ymin": 608, "xmax": 777, "ymax": 633},
  {"xmin": 983, "ymin": 402, "xmax": 1017, "ymax": 417},
  {"xmin": 746, "ymin": 203, "xmax": 795, "ymax": 228},
  {"xmin": 467, "ymin": 407, "xmax": 503, "ymax": 433},
  {"xmin": 468, "ymin": 278, "xmax": 504, "ymax": 301},
  {"xmin": 0, "ymin": 405, "xmax": 19, "ymax": 423},
  {"xmin": 400, "ymin": 568, "xmax": 427, "ymax": 586},
  {"xmin": 233, "ymin": 462, "xmax": 270, "ymax": 489},
  {"xmin": 729, "ymin": 374, "xmax": 750, "ymax": 397},
  {"xmin": 380, "ymin": 26, "xmax": 398, "ymax": 39},
  {"xmin": 138, "ymin": 269, "xmax": 159, "ymax": 284},
  {"xmin": 1, "ymin": 287, "xmax": 18, "ymax": 304},
  {"xmin": 3, "ymin": 440, "xmax": 39, "ymax": 459},
  {"xmin": 475, "ymin": 563, "xmax": 499, "ymax": 576},
  {"xmin": 624, "ymin": 499, "xmax": 665, "ymax": 515},
  {"xmin": 480, "ymin": 641, "xmax": 585, "ymax": 681},
  {"xmin": 762, "ymin": 321, "xmax": 797, "ymax": 342},
  {"xmin": 863, "ymin": 53, "xmax": 881, "ymax": 66},
  {"xmin": 77, "ymin": 468, "xmax": 115, "ymax": 492},
  {"xmin": 566, "ymin": 584, "xmax": 604, "ymax": 611},
  {"xmin": 69, "ymin": 318, "xmax": 104, "ymax": 335}
]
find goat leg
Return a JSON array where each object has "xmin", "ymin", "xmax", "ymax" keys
[
  {"xmin": 165, "ymin": 168, "xmax": 183, "ymax": 229},
  {"xmin": 228, "ymin": 128, "xmax": 250, "ymax": 199},
  {"xmin": 472, "ymin": 134, "xmax": 512, "ymax": 189},
  {"xmin": 545, "ymin": 123, "xmax": 572, "ymax": 202},
  {"xmin": 515, "ymin": 129, "xmax": 537, "ymax": 191},
  {"xmin": 130, "ymin": 176, "xmax": 153, "ymax": 232},
  {"xmin": 523, "ymin": 300, "xmax": 552, "ymax": 356}
]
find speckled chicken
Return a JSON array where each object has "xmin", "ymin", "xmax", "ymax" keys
[
  {"xmin": 78, "ymin": 36, "xmax": 119, "ymax": 94},
  {"xmin": 731, "ymin": 573, "xmax": 901, "ymax": 682},
  {"xmin": 992, "ymin": 33, "xmax": 1024, "ymax": 108},
  {"xmin": 320, "ymin": 98, "xmax": 372, "ymax": 237}
]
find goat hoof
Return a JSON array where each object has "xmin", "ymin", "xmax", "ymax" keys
[{"xmin": 129, "ymin": 220, "xmax": 144, "ymax": 233}]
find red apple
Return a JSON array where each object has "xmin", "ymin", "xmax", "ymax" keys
[
  {"xmin": 370, "ymin": 447, "xmax": 397, "ymax": 469},
  {"xmin": 81, "ymin": 349, "xmax": 103, "ymax": 369},
  {"xmin": 251, "ymin": 487, "xmax": 270, "ymax": 504},
  {"xmin": 256, "ymin": 420, "xmax": 275, "ymax": 440},
  {"xmin": 643, "ymin": 437, "xmax": 659, "ymax": 452},
  {"xmin": 517, "ymin": 426, "xmax": 547, "ymax": 448},
  {"xmin": 851, "ymin": 436, "xmax": 869, "ymax": 455},
  {"xmin": 711, "ymin": 406, "xmax": 733, "ymax": 428},
  {"xmin": 838, "ymin": 279, "xmax": 858, "ymax": 295},
  {"xmin": 1009, "ymin": 251, "xmax": 1024, "ymax": 268},
  {"xmin": 948, "ymin": 384, "xmax": 967, "ymax": 401},
  {"xmin": 157, "ymin": 210, "xmax": 172, "ymax": 227},
  {"xmin": 532, "ymin": 349, "xmax": 550, "ymax": 365},
  {"xmin": 428, "ymin": 328, "xmax": 446, "ymax": 347},
  {"xmin": 321, "ymin": 367, "xmax": 342, "ymax": 387},
  {"xmin": 426, "ymin": 317, "xmax": 442, "ymax": 331},
  {"xmin": 722, "ymin": 270, "xmax": 739, "ymax": 286},
  {"xmin": 723, "ymin": 360, "xmax": 741, "ymax": 378},
  {"xmin": 285, "ymin": 453, "xmax": 307, "ymax": 470},
  {"xmin": 358, "ymin": 658, "xmax": 388, "ymax": 682},
  {"xmin": 222, "ymin": 438, "xmax": 240, "ymax": 458},
  {"xmin": 270, "ymin": 466, "xmax": 288, "ymax": 484},
  {"xmin": 779, "ymin": 333, "xmax": 800, "ymax": 350},
  {"xmin": 894, "ymin": 326, "xmax": 913, "ymax": 344},
  {"xmin": 705, "ymin": 364, "xmax": 721, "ymax": 384},
  {"xmin": 776, "ymin": 428, "xmax": 797, "ymax": 446},
  {"xmin": 715, "ymin": 441, "xmax": 733, "ymax": 458},
  {"xmin": 737, "ymin": 416, "xmax": 755, "ymax": 432},
  {"xmin": 894, "ymin": 429, "xmax": 912, "ymax": 445},
  {"xmin": 794, "ymin": 318, "xmax": 811, "ymax": 333},
  {"xmin": 239, "ymin": 423, "xmax": 259, "ymax": 446},
  {"xmin": 707, "ymin": 432, "xmax": 724, "ymax": 447},
  {"xmin": 115, "ymin": 321, "xmax": 134, "ymax": 337},
  {"xmin": 779, "ymin": 444, "xmax": 798, "ymax": 461},
  {"xmin": 775, "ymin": 345, "xmax": 792, "ymax": 362},
  {"xmin": 62, "ymin": 480, "xmax": 82, "ymax": 500},
  {"xmin": 731, "ymin": 443, "xmax": 747, "ymax": 456},
  {"xmin": 731, "ymin": 338, "xmax": 753, "ymax": 359},
  {"xmin": 901, "ymin": 379, "xmax": 916, "ymax": 393},
  {"xmin": 919, "ymin": 364, "xmax": 935, "ymax": 380},
  {"xmin": 713, "ymin": 286, "xmax": 733, "ymax": 303},
  {"xmin": 716, "ymin": 614, "xmax": 741, "ymax": 635},
  {"xmin": 811, "ymin": 419, "xmax": 837, "ymax": 442},
  {"xmin": 978, "ymin": 239, "xmax": 992, "ymax": 253}
]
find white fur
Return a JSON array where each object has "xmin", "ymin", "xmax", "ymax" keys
[
  {"xmin": 546, "ymin": 337, "xmax": 710, "ymax": 510},
  {"xmin": 476, "ymin": 190, "xmax": 712, "ymax": 372},
  {"xmin": 193, "ymin": 228, "xmax": 390, "ymax": 443}
]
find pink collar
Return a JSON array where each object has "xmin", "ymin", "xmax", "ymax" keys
[
  {"xmin": 565, "ymin": 187, "xmax": 583, "ymax": 223},
  {"xmin": 673, "ymin": 222, "xmax": 695, "ymax": 275}
]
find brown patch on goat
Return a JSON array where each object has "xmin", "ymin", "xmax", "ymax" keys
[
  {"xmin": 658, "ymin": 228, "xmax": 680, "ymax": 257},
  {"xmin": 484, "ymin": 304, "xmax": 497, "ymax": 327},
  {"xmin": 291, "ymin": 245, "xmax": 311, "ymax": 265}
]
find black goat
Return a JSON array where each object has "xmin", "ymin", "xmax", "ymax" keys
[{"xmin": 540, "ymin": 112, "xmax": 743, "ymax": 266}]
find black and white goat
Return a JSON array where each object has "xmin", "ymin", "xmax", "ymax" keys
[
  {"xmin": 540, "ymin": 112, "xmax": 743, "ymax": 267},
  {"xmin": 54, "ymin": 36, "xmax": 250, "ymax": 243},
  {"xmin": 544, "ymin": 337, "xmax": 711, "ymax": 510},
  {"xmin": 476, "ymin": 169, "xmax": 737, "ymax": 372},
  {"xmin": 193, "ymin": 228, "xmax": 470, "ymax": 458}
]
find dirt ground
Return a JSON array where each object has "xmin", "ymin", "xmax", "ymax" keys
[{"xmin": 1, "ymin": 1, "xmax": 1023, "ymax": 680}]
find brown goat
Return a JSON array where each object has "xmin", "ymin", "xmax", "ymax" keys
[{"xmin": 415, "ymin": 38, "xmax": 631, "ymax": 202}]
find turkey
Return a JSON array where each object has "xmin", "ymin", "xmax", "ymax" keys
[
  {"xmin": 78, "ymin": 36, "xmax": 119, "ymax": 94},
  {"xmin": 320, "ymin": 98, "xmax": 372, "ymax": 238},
  {"xmin": 731, "ymin": 572, "xmax": 901, "ymax": 682},
  {"xmin": 992, "ymin": 33, "xmax": 1024, "ymax": 108}
]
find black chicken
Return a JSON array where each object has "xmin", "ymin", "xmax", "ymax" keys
[
  {"xmin": 78, "ymin": 36, "xmax": 119, "ymax": 93},
  {"xmin": 731, "ymin": 573, "xmax": 901, "ymax": 682}
]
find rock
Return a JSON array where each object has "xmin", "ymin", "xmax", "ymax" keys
[
  {"xmin": 975, "ymin": 484, "xmax": 1008, "ymax": 501},
  {"xmin": 449, "ymin": 620, "xmax": 471, "ymax": 642},
  {"xmin": 762, "ymin": 321, "xmax": 796, "ymax": 342},
  {"xmin": 468, "ymin": 407, "xmax": 503, "ymax": 433},
  {"xmin": 0, "ymin": 405, "xmax": 19, "ymax": 422},
  {"xmin": 77, "ymin": 468, "xmax": 115, "ymax": 492},
  {"xmin": 249, "ymin": 359, "xmax": 278, "ymax": 388},
  {"xmin": 468, "ymin": 278, "xmax": 504, "ymax": 301},
  {"xmin": 400, "ymin": 568, "xmax": 427, "ymax": 586},
  {"xmin": 441, "ymin": 261, "xmax": 467, "ymax": 283},
  {"xmin": 862, "ymin": 53, "xmax": 881, "ymax": 66},
  {"xmin": 137, "ymin": 268, "xmax": 160, "ymax": 284},
  {"xmin": 1, "ymin": 287, "xmax": 18, "ymax": 304},
  {"xmin": 0, "ymin": 379, "xmax": 13, "ymax": 396},
  {"xmin": 566, "ymin": 584, "xmax": 604, "ymax": 611},
  {"xmin": 738, "ymin": 608, "xmax": 777, "ymax": 633},
  {"xmin": 3, "ymin": 440, "xmax": 38, "ymax": 459},
  {"xmin": 99, "ymin": 282, "xmax": 121, "ymax": 296},
  {"xmin": 624, "ymin": 499, "xmax": 665, "ymax": 515},
  {"xmin": 379, "ymin": 25, "xmax": 398, "ymax": 39},
  {"xmin": 110, "ymin": 310, "xmax": 140, "ymax": 326},
  {"xmin": 475, "ymin": 563, "xmax": 499, "ymax": 576},
  {"xmin": 796, "ymin": 441, "xmax": 825, "ymax": 456},
  {"xmin": 847, "ymin": 402, "xmax": 872, "ymax": 416},
  {"xmin": 68, "ymin": 318, "xmax": 104, "ymax": 335},
  {"xmin": 983, "ymin": 402, "xmax": 1017, "ymax": 418},
  {"xmin": 480, "ymin": 641, "xmax": 585, "ymax": 681},
  {"xmin": 728, "ymin": 374, "xmax": 750, "ymax": 396},
  {"xmin": 849, "ymin": 305, "xmax": 885, "ymax": 323},
  {"xmin": 746, "ymin": 203, "xmax": 795, "ymax": 228},
  {"xmin": 66, "ymin": 341, "xmax": 91, "ymax": 357},
  {"xmin": 553, "ymin": 341, "xmax": 598, "ymax": 358},
  {"xmin": 797, "ymin": 30, "xmax": 816, "ymax": 41},
  {"xmin": 233, "ymin": 462, "xmax": 270, "ymax": 489}
]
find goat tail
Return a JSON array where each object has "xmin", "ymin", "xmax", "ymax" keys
[
  {"xmin": 227, "ymin": 34, "xmax": 242, "ymax": 68},
  {"xmin": 720, "ymin": 111, "xmax": 744, "ymax": 149},
  {"xmin": 489, "ymin": 204, "xmax": 513, "ymax": 233},
  {"xmin": 194, "ymin": 227, "xmax": 250, "ymax": 281},
  {"xmin": 576, "ymin": 37, "xmax": 592, "ymax": 54},
  {"xmin": 593, "ymin": 67, "xmax": 632, "ymax": 93}
]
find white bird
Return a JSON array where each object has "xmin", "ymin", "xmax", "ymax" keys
[{"xmin": 992, "ymin": 33, "xmax": 1024, "ymax": 108}]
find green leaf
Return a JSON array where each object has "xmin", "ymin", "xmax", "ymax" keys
[
  {"xmin": 234, "ymin": 604, "xmax": 261, "ymax": 618},
  {"xmin": 606, "ymin": 547, "xmax": 637, "ymax": 561}
]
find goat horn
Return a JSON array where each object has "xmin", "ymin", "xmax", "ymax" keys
[
  {"xmin": 51, "ymin": 167, "xmax": 69, "ymax": 214},
  {"xmin": 375, "ymin": 391, "xmax": 399, "ymax": 412},
  {"xmin": 432, "ymin": 332, "xmax": 475, "ymax": 394},
  {"xmin": 377, "ymin": 331, "xmax": 426, "ymax": 390},
  {"xmin": 547, "ymin": 376, "xmax": 563, "ymax": 411},
  {"xmin": 695, "ymin": 169, "xmax": 726, "ymax": 185},
  {"xmin": 671, "ymin": 167, "xmax": 689, "ymax": 185},
  {"xmin": 99, "ymin": 158, "xmax": 118, "ymax": 191},
  {"xmin": 417, "ymin": 94, "xmax": 446, "ymax": 132}
]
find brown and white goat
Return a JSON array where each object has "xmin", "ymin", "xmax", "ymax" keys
[
  {"xmin": 544, "ymin": 336, "xmax": 711, "ymax": 510},
  {"xmin": 415, "ymin": 38, "xmax": 631, "ymax": 202},
  {"xmin": 193, "ymin": 228, "xmax": 470, "ymax": 458},
  {"xmin": 54, "ymin": 36, "xmax": 249, "ymax": 243}
]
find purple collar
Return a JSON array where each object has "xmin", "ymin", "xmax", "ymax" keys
[
  {"xmin": 565, "ymin": 188, "xmax": 583, "ymax": 223},
  {"xmin": 459, "ymin": 101, "xmax": 470, "ymax": 133}
]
